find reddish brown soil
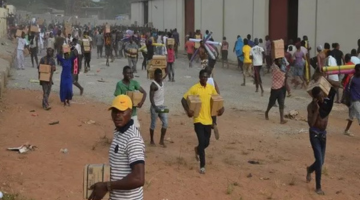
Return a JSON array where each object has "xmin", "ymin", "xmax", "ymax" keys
[{"xmin": 0, "ymin": 89, "xmax": 360, "ymax": 200}]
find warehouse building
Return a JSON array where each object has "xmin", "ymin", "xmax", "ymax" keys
[{"xmin": 131, "ymin": 0, "xmax": 360, "ymax": 61}]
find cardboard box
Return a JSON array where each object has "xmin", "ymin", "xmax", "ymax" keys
[
  {"xmin": 129, "ymin": 48, "xmax": 138, "ymax": 54},
  {"xmin": 23, "ymin": 48, "xmax": 29, "ymax": 57},
  {"xmin": 84, "ymin": 46, "xmax": 91, "ymax": 52},
  {"xmin": 105, "ymin": 25, "xmax": 110, "ymax": 33},
  {"xmin": 147, "ymin": 67, "xmax": 166, "ymax": 79},
  {"xmin": 16, "ymin": 29, "xmax": 23, "ymax": 37},
  {"xmin": 37, "ymin": 18, "xmax": 44, "ymax": 25},
  {"xmin": 211, "ymin": 95, "xmax": 224, "ymax": 116},
  {"xmin": 126, "ymin": 91, "xmax": 143, "ymax": 106},
  {"xmin": 150, "ymin": 55, "xmax": 167, "ymax": 67},
  {"xmin": 63, "ymin": 44, "xmax": 70, "ymax": 53},
  {"xmin": 83, "ymin": 164, "xmax": 110, "ymax": 199},
  {"xmin": 39, "ymin": 72, "xmax": 51, "ymax": 82},
  {"xmin": 83, "ymin": 40, "xmax": 90, "ymax": 47},
  {"xmin": 167, "ymin": 38, "xmax": 175, "ymax": 45},
  {"xmin": 307, "ymin": 76, "xmax": 331, "ymax": 97},
  {"xmin": 39, "ymin": 64, "xmax": 51, "ymax": 73},
  {"xmin": 187, "ymin": 95, "xmax": 202, "ymax": 118},
  {"xmin": 271, "ymin": 39, "xmax": 284, "ymax": 60},
  {"xmin": 30, "ymin": 25, "xmax": 39, "ymax": 33}
]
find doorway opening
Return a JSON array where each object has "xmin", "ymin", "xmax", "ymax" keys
[
  {"xmin": 143, "ymin": 1, "xmax": 149, "ymax": 26},
  {"xmin": 184, "ymin": 0, "xmax": 195, "ymax": 37},
  {"xmin": 287, "ymin": 0, "xmax": 298, "ymax": 42}
]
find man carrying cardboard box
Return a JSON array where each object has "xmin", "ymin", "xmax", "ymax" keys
[
  {"xmin": 125, "ymin": 36, "xmax": 139, "ymax": 73},
  {"xmin": 114, "ymin": 66, "xmax": 147, "ymax": 129},
  {"xmin": 306, "ymin": 76, "xmax": 340, "ymax": 195},
  {"xmin": 181, "ymin": 69, "xmax": 224, "ymax": 174},
  {"xmin": 88, "ymin": 95, "xmax": 145, "ymax": 200},
  {"xmin": 38, "ymin": 48, "xmax": 56, "ymax": 110},
  {"xmin": 149, "ymin": 68, "xmax": 169, "ymax": 147}
]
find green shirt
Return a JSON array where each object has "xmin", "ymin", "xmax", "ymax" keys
[{"xmin": 114, "ymin": 80, "xmax": 141, "ymax": 116}]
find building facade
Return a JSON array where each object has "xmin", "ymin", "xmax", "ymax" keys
[{"xmin": 131, "ymin": 0, "xmax": 360, "ymax": 61}]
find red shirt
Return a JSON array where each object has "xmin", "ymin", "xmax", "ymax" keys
[
  {"xmin": 342, "ymin": 61, "xmax": 355, "ymax": 88},
  {"xmin": 167, "ymin": 48, "xmax": 175, "ymax": 63},
  {"xmin": 185, "ymin": 41, "xmax": 195, "ymax": 54}
]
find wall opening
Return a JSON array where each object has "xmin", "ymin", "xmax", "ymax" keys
[
  {"xmin": 143, "ymin": 1, "xmax": 149, "ymax": 26},
  {"xmin": 184, "ymin": 0, "xmax": 195, "ymax": 38},
  {"xmin": 269, "ymin": 0, "xmax": 288, "ymax": 41},
  {"xmin": 287, "ymin": 0, "xmax": 298, "ymax": 42}
]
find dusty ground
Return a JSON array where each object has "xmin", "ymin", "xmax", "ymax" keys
[
  {"xmin": 1, "ymin": 49, "xmax": 360, "ymax": 200},
  {"xmin": 0, "ymin": 89, "xmax": 360, "ymax": 200}
]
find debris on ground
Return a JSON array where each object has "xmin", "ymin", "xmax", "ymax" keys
[
  {"xmin": 29, "ymin": 79, "xmax": 39, "ymax": 83},
  {"xmin": 260, "ymin": 177, "xmax": 270, "ymax": 180},
  {"xmin": 97, "ymin": 78, "xmax": 105, "ymax": 82},
  {"xmin": 285, "ymin": 110, "xmax": 307, "ymax": 122},
  {"xmin": 247, "ymin": 173, "xmax": 252, "ymax": 178},
  {"xmin": 85, "ymin": 120, "xmax": 96, "ymax": 125},
  {"xmin": 7, "ymin": 143, "xmax": 37, "ymax": 154},
  {"xmin": 30, "ymin": 110, "xmax": 35, "ymax": 112},
  {"xmin": 248, "ymin": 160, "xmax": 260, "ymax": 165},
  {"xmin": 49, "ymin": 121, "xmax": 59, "ymax": 125},
  {"xmin": 60, "ymin": 148, "xmax": 68, "ymax": 154}
]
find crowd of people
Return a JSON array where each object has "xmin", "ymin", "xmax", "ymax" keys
[{"xmin": 12, "ymin": 15, "xmax": 360, "ymax": 199}]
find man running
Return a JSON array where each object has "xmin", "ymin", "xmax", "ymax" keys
[{"xmin": 181, "ymin": 69, "xmax": 224, "ymax": 174}]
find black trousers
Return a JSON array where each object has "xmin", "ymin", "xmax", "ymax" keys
[
  {"xmin": 267, "ymin": 87, "xmax": 286, "ymax": 110},
  {"xmin": 194, "ymin": 123, "xmax": 212, "ymax": 168}
]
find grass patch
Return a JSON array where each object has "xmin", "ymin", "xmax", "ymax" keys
[{"xmin": 2, "ymin": 193, "xmax": 35, "ymax": 200}]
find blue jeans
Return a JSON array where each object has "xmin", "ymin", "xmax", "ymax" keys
[
  {"xmin": 308, "ymin": 128, "xmax": 327, "ymax": 189},
  {"xmin": 150, "ymin": 105, "xmax": 168, "ymax": 130}
]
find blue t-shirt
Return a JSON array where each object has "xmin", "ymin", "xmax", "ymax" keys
[{"xmin": 349, "ymin": 76, "xmax": 360, "ymax": 101}]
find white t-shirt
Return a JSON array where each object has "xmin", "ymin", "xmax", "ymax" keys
[
  {"xmin": 163, "ymin": 36, "xmax": 168, "ymax": 55},
  {"xmin": 250, "ymin": 45, "xmax": 264, "ymax": 66},
  {"xmin": 75, "ymin": 43, "xmax": 82, "ymax": 55},
  {"xmin": 301, "ymin": 46, "xmax": 308, "ymax": 56},
  {"xmin": 351, "ymin": 56, "xmax": 360, "ymax": 65},
  {"xmin": 327, "ymin": 56, "xmax": 339, "ymax": 81},
  {"xmin": 287, "ymin": 45, "xmax": 296, "ymax": 56},
  {"xmin": 17, "ymin": 38, "xmax": 27, "ymax": 50}
]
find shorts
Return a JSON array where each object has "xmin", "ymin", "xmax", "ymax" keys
[
  {"xmin": 150, "ymin": 105, "xmax": 168, "ymax": 130},
  {"xmin": 221, "ymin": 50, "xmax": 228, "ymax": 60},
  {"xmin": 293, "ymin": 63, "xmax": 304, "ymax": 77},
  {"xmin": 187, "ymin": 53, "xmax": 193, "ymax": 60},
  {"xmin": 349, "ymin": 101, "xmax": 360, "ymax": 124},
  {"xmin": 132, "ymin": 115, "xmax": 141, "ymax": 129}
]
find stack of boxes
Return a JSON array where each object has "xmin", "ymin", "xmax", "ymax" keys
[
  {"xmin": 147, "ymin": 55, "xmax": 167, "ymax": 79},
  {"xmin": 83, "ymin": 39, "xmax": 91, "ymax": 52},
  {"xmin": 271, "ymin": 39, "xmax": 284, "ymax": 60}
]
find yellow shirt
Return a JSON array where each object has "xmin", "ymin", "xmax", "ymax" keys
[
  {"xmin": 183, "ymin": 82, "xmax": 218, "ymax": 125},
  {"xmin": 243, "ymin": 45, "xmax": 252, "ymax": 64}
]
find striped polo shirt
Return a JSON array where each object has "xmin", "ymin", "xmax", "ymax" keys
[{"xmin": 109, "ymin": 120, "xmax": 145, "ymax": 200}]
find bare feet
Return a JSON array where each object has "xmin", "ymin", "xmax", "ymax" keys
[
  {"xmin": 80, "ymin": 88, "xmax": 84, "ymax": 96},
  {"xmin": 280, "ymin": 120, "xmax": 288, "ymax": 124},
  {"xmin": 306, "ymin": 167, "xmax": 312, "ymax": 182},
  {"xmin": 315, "ymin": 188, "xmax": 325, "ymax": 195},
  {"xmin": 241, "ymin": 83, "xmax": 245, "ymax": 86},
  {"xmin": 261, "ymin": 91, "xmax": 264, "ymax": 97},
  {"xmin": 159, "ymin": 141, "xmax": 167, "ymax": 148},
  {"xmin": 150, "ymin": 141, "xmax": 156, "ymax": 146},
  {"xmin": 265, "ymin": 112, "xmax": 269, "ymax": 120},
  {"xmin": 194, "ymin": 147, "xmax": 199, "ymax": 161}
]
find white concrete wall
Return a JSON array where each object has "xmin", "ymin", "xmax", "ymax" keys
[
  {"xmin": 130, "ymin": 2, "xmax": 144, "ymax": 26},
  {"xmin": 148, "ymin": 0, "xmax": 185, "ymax": 45},
  {"xmin": 195, "ymin": 0, "xmax": 269, "ymax": 61},
  {"xmin": 299, "ymin": 0, "xmax": 360, "ymax": 56}
]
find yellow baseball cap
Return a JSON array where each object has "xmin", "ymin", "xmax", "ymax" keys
[{"xmin": 108, "ymin": 95, "xmax": 133, "ymax": 111}]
